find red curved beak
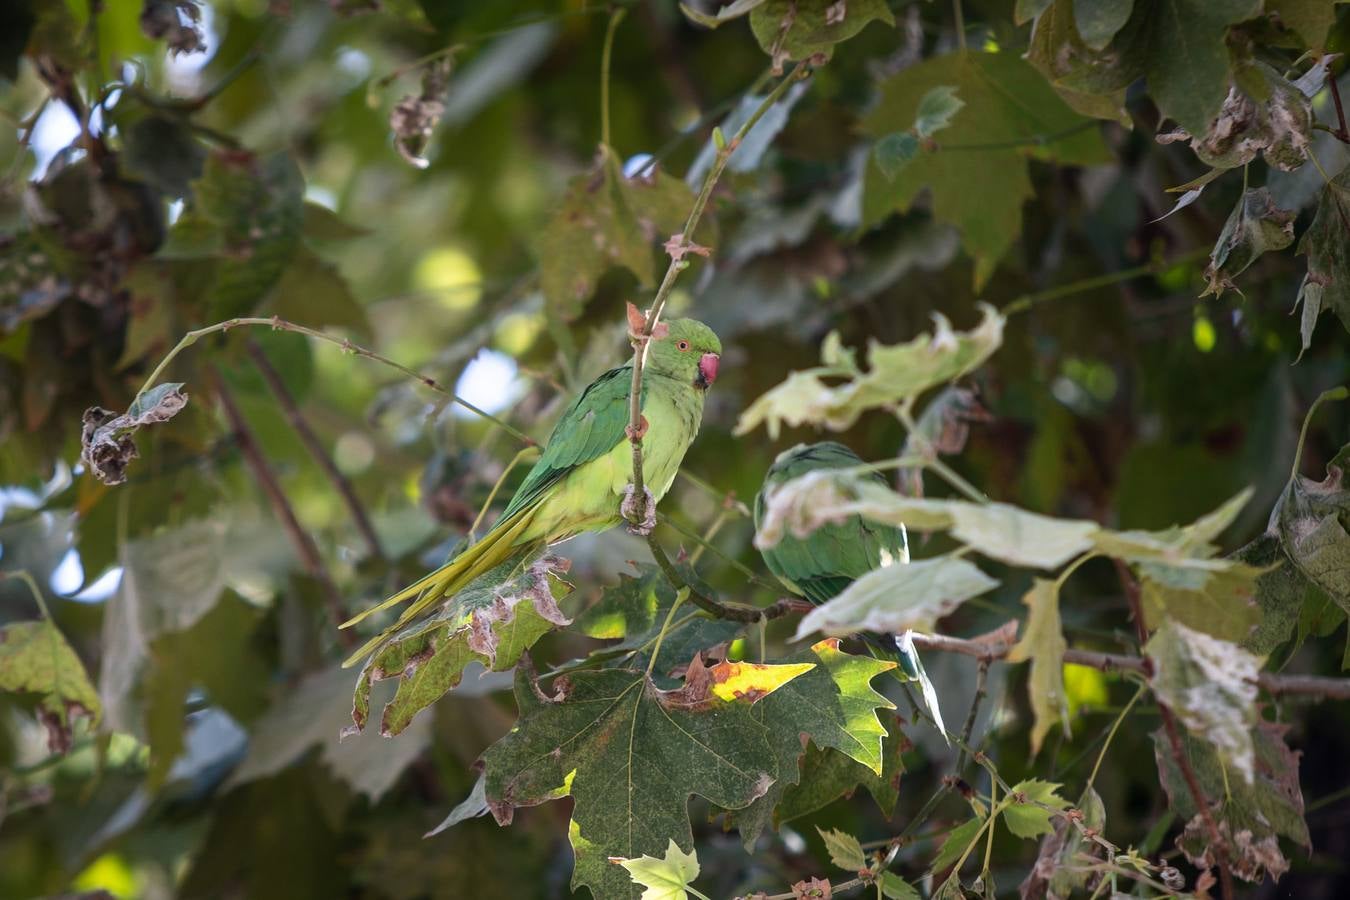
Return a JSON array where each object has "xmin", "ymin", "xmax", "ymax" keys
[{"xmin": 696, "ymin": 353, "xmax": 720, "ymax": 389}]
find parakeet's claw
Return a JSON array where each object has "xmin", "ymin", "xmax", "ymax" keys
[
  {"xmin": 621, "ymin": 484, "xmax": 658, "ymax": 535},
  {"xmin": 625, "ymin": 415, "xmax": 649, "ymax": 441}
]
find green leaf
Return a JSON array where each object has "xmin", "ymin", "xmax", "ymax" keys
[
  {"xmin": 574, "ymin": 564, "xmax": 741, "ymax": 687},
  {"xmin": 932, "ymin": 817, "xmax": 983, "ymax": 871},
  {"xmin": 0, "ymin": 617, "xmax": 101, "ymax": 752},
  {"xmin": 267, "ymin": 247, "xmax": 372, "ymax": 341},
  {"xmin": 817, "ymin": 826, "xmax": 867, "ymax": 871},
  {"xmin": 301, "ymin": 201, "xmax": 369, "ymax": 241},
  {"xmin": 1002, "ymin": 779, "xmax": 1070, "ymax": 839},
  {"xmin": 721, "ymin": 639, "xmax": 898, "ymax": 848},
  {"xmin": 1274, "ymin": 450, "xmax": 1350, "ymax": 611},
  {"xmin": 735, "ymin": 304, "xmax": 1004, "ymax": 437},
  {"xmin": 349, "ymin": 554, "xmax": 573, "ymax": 737},
  {"xmin": 536, "ymin": 152, "xmax": 697, "ymax": 322},
  {"xmin": 225, "ymin": 664, "xmax": 432, "ymax": 801},
  {"xmin": 1266, "ymin": 0, "xmax": 1345, "ymax": 46},
  {"xmin": 119, "ymin": 112, "xmax": 206, "ymax": 198},
  {"xmin": 481, "ymin": 657, "xmax": 813, "ymax": 900},
  {"xmin": 616, "ymin": 839, "xmax": 702, "ymax": 900},
  {"xmin": 144, "ymin": 593, "xmax": 268, "ymax": 789},
  {"xmin": 1092, "ymin": 487, "xmax": 1253, "ymax": 562},
  {"xmin": 1073, "ymin": 0, "xmax": 1135, "ymax": 49},
  {"xmin": 1137, "ymin": 557, "xmax": 1264, "ymax": 643},
  {"xmin": 1235, "ymin": 533, "xmax": 1316, "ymax": 654},
  {"xmin": 748, "ymin": 0, "xmax": 894, "ymax": 66},
  {"xmin": 1007, "ymin": 580, "xmax": 1069, "ymax": 755},
  {"xmin": 1152, "ymin": 720, "xmax": 1310, "ymax": 882},
  {"xmin": 771, "ymin": 721, "xmax": 906, "ymax": 825},
  {"xmin": 947, "ymin": 502, "xmax": 1098, "ymax": 570},
  {"xmin": 1201, "ymin": 188, "xmax": 1295, "ymax": 298},
  {"xmin": 862, "ymin": 52, "xmax": 1106, "ymax": 287},
  {"xmin": 1146, "ymin": 619, "xmax": 1262, "ymax": 783},
  {"xmin": 874, "ymin": 132, "xmax": 919, "ymax": 181},
  {"xmin": 880, "ymin": 871, "xmax": 921, "ymax": 900},
  {"xmin": 192, "ymin": 151, "xmax": 305, "ymax": 318},
  {"xmin": 794, "ymin": 556, "xmax": 998, "ymax": 640},
  {"xmin": 1294, "ymin": 168, "xmax": 1350, "ymax": 353},
  {"xmin": 914, "ymin": 85, "xmax": 964, "ymax": 138}
]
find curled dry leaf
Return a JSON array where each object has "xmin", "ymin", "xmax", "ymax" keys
[
  {"xmin": 1156, "ymin": 62, "xmax": 1312, "ymax": 173},
  {"xmin": 140, "ymin": 0, "xmax": 205, "ymax": 56},
  {"xmin": 80, "ymin": 382, "xmax": 189, "ymax": 485},
  {"xmin": 391, "ymin": 58, "xmax": 452, "ymax": 169},
  {"xmin": 1201, "ymin": 188, "xmax": 1295, "ymax": 298}
]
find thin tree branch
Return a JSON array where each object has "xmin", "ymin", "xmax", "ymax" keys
[
  {"xmin": 135, "ymin": 316, "xmax": 536, "ymax": 446},
  {"xmin": 1116, "ymin": 562, "xmax": 1233, "ymax": 900},
  {"xmin": 954, "ymin": 657, "xmax": 990, "ymax": 774},
  {"xmin": 1329, "ymin": 71, "xmax": 1349, "ymax": 144},
  {"xmin": 623, "ymin": 60, "xmax": 811, "ymax": 529},
  {"xmin": 245, "ymin": 340, "xmax": 384, "ymax": 562},
  {"xmin": 645, "ymin": 534, "xmax": 807, "ymax": 623},
  {"xmin": 209, "ymin": 368, "xmax": 355, "ymax": 649}
]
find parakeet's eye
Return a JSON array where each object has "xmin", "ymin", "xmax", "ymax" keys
[{"xmin": 677, "ymin": 340, "xmax": 690, "ymax": 351}]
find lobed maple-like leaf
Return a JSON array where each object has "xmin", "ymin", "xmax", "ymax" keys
[{"xmin": 481, "ymin": 655, "xmax": 813, "ymax": 899}]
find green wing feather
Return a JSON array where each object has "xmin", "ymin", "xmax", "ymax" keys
[
  {"xmin": 499, "ymin": 365, "xmax": 644, "ymax": 521},
  {"xmin": 754, "ymin": 442, "xmax": 905, "ymax": 604}
]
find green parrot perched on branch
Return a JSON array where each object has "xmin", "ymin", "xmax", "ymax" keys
[
  {"xmin": 341, "ymin": 316, "xmax": 722, "ymax": 667},
  {"xmin": 755, "ymin": 442, "xmax": 948, "ymax": 738},
  {"xmin": 754, "ymin": 441, "xmax": 908, "ymax": 611}
]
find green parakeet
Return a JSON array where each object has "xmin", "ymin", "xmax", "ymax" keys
[
  {"xmin": 341, "ymin": 318, "xmax": 722, "ymax": 667},
  {"xmin": 755, "ymin": 443, "xmax": 949, "ymax": 737},
  {"xmin": 754, "ymin": 441, "xmax": 907, "ymax": 609}
]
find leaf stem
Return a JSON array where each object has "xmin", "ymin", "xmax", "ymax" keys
[
  {"xmin": 952, "ymin": 0, "xmax": 967, "ymax": 53},
  {"xmin": 1001, "ymin": 247, "xmax": 1209, "ymax": 316},
  {"xmin": 600, "ymin": 7, "xmax": 625, "ymax": 151},
  {"xmin": 1085, "ymin": 682, "xmax": 1146, "ymax": 791},
  {"xmin": 645, "ymin": 587, "xmax": 688, "ymax": 680},
  {"xmin": 1, "ymin": 570, "xmax": 53, "ymax": 621},
  {"xmin": 1290, "ymin": 386, "xmax": 1349, "ymax": 481},
  {"xmin": 133, "ymin": 317, "xmax": 537, "ymax": 447}
]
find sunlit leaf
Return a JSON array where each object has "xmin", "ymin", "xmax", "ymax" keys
[
  {"xmin": 1002, "ymin": 779, "xmax": 1070, "ymax": 839},
  {"xmin": 615, "ymin": 839, "xmax": 703, "ymax": 900},
  {"xmin": 1007, "ymin": 580, "xmax": 1069, "ymax": 755},
  {"xmin": 481, "ymin": 657, "xmax": 812, "ymax": 899},
  {"xmin": 0, "ymin": 617, "xmax": 101, "ymax": 752}
]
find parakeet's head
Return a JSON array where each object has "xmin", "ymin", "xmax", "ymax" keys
[{"xmin": 647, "ymin": 318, "xmax": 722, "ymax": 391}]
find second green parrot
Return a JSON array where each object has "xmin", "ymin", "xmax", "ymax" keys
[{"xmin": 342, "ymin": 317, "xmax": 722, "ymax": 667}]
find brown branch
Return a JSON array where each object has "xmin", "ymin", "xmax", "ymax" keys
[
  {"xmin": 905, "ymin": 631, "xmax": 1350, "ymax": 701},
  {"xmin": 1116, "ymin": 562, "xmax": 1233, "ymax": 900},
  {"xmin": 245, "ymin": 340, "xmax": 385, "ymax": 562},
  {"xmin": 645, "ymin": 534, "xmax": 807, "ymax": 623},
  {"xmin": 954, "ymin": 657, "xmax": 990, "ymax": 774},
  {"xmin": 1329, "ymin": 71, "xmax": 1349, "ymax": 144},
  {"xmin": 209, "ymin": 368, "xmax": 355, "ymax": 648},
  {"xmin": 623, "ymin": 61, "xmax": 811, "ymax": 530}
]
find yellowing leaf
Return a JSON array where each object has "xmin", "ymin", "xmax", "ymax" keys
[
  {"xmin": 0, "ymin": 618, "xmax": 101, "ymax": 752},
  {"xmin": 1146, "ymin": 620, "xmax": 1262, "ymax": 783},
  {"xmin": 482, "ymin": 658, "xmax": 812, "ymax": 899},
  {"xmin": 735, "ymin": 304, "xmax": 1004, "ymax": 437},
  {"xmin": 616, "ymin": 839, "xmax": 703, "ymax": 900},
  {"xmin": 794, "ymin": 556, "xmax": 998, "ymax": 640},
  {"xmin": 1007, "ymin": 580, "xmax": 1069, "ymax": 755},
  {"xmin": 817, "ymin": 827, "xmax": 867, "ymax": 871},
  {"xmin": 948, "ymin": 503, "xmax": 1098, "ymax": 570}
]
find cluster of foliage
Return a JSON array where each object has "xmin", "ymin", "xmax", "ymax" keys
[{"xmin": 3, "ymin": 1, "xmax": 1350, "ymax": 899}]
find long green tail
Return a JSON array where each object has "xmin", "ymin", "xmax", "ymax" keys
[{"xmin": 340, "ymin": 506, "xmax": 540, "ymax": 668}]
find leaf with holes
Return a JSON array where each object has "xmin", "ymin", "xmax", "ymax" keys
[
  {"xmin": 481, "ymin": 656, "xmax": 813, "ymax": 899},
  {"xmin": 0, "ymin": 618, "xmax": 101, "ymax": 752},
  {"xmin": 348, "ymin": 554, "xmax": 573, "ymax": 737},
  {"xmin": 736, "ymin": 304, "xmax": 1004, "ymax": 437}
]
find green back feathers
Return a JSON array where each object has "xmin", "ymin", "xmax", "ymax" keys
[{"xmin": 754, "ymin": 442, "xmax": 906, "ymax": 605}]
